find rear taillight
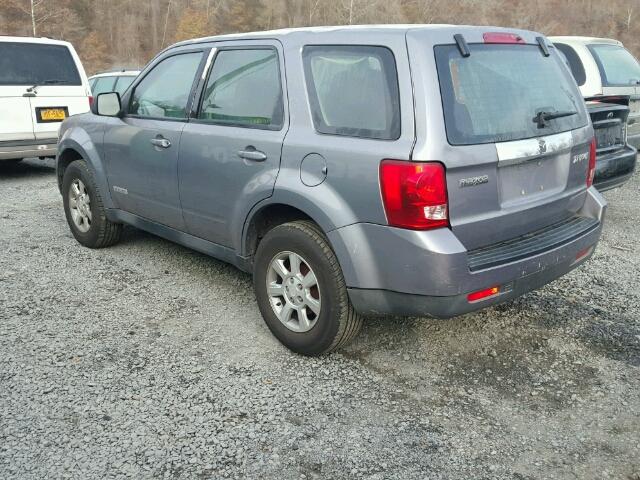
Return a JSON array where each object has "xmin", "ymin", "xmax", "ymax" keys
[
  {"xmin": 88, "ymin": 96, "xmax": 94, "ymax": 107},
  {"xmin": 379, "ymin": 160, "xmax": 448, "ymax": 230},
  {"xmin": 587, "ymin": 137, "xmax": 597, "ymax": 187},
  {"xmin": 483, "ymin": 32, "xmax": 525, "ymax": 44}
]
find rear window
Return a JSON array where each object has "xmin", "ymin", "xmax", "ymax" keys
[
  {"xmin": 588, "ymin": 43, "xmax": 640, "ymax": 86},
  {"xmin": 91, "ymin": 76, "xmax": 116, "ymax": 96},
  {"xmin": 302, "ymin": 45, "xmax": 400, "ymax": 140},
  {"xmin": 435, "ymin": 44, "xmax": 588, "ymax": 145},
  {"xmin": 0, "ymin": 42, "xmax": 81, "ymax": 86},
  {"xmin": 115, "ymin": 76, "xmax": 135, "ymax": 95}
]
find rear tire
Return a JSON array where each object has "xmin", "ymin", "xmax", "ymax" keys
[
  {"xmin": 62, "ymin": 159, "xmax": 122, "ymax": 248},
  {"xmin": 253, "ymin": 220, "xmax": 363, "ymax": 356}
]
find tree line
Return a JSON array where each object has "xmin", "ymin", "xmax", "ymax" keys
[{"xmin": 1, "ymin": 0, "xmax": 639, "ymax": 74}]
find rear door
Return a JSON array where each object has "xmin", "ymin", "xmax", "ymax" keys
[
  {"xmin": 408, "ymin": 30, "xmax": 593, "ymax": 250},
  {"xmin": 178, "ymin": 41, "xmax": 287, "ymax": 247}
]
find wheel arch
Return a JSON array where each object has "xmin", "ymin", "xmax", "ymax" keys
[{"xmin": 56, "ymin": 131, "xmax": 115, "ymax": 210}]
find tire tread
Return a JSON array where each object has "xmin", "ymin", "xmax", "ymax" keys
[{"xmin": 280, "ymin": 220, "xmax": 363, "ymax": 354}]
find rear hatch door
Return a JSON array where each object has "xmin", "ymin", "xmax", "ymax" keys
[
  {"xmin": 0, "ymin": 87, "xmax": 35, "ymax": 142},
  {"xmin": 407, "ymin": 29, "xmax": 593, "ymax": 250},
  {"xmin": 0, "ymin": 41, "xmax": 89, "ymax": 141}
]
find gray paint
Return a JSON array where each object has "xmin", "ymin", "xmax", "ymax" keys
[{"xmin": 56, "ymin": 25, "xmax": 607, "ymax": 318}]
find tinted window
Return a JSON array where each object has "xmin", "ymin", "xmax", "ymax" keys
[
  {"xmin": 198, "ymin": 49, "xmax": 283, "ymax": 128},
  {"xmin": 302, "ymin": 46, "xmax": 400, "ymax": 140},
  {"xmin": 91, "ymin": 76, "xmax": 117, "ymax": 96},
  {"xmin": 115, "ymin": 76, "xmax": 135, "ymax": 95},
  {"xmin": 588, "ymin": 44, "xmax": 640, "ymax": 86},
  {"xmin": 0, "ymin": 42, "xmax": 81, "ymax": 86},
  {"xmin": 554, "ymin": 43, "xmax": 586, "ymax": 86},
  {"xmin": 130, "ymin": 52, "xmax": 203, "ymax": 119},
  {"xmin": 435, "ymin": 44, "xmax": 588, "ymax": 145}
]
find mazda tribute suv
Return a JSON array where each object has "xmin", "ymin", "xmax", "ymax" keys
[{"xmin": 56, "ymin": 26, "xmax": 606, "ymax": 355}]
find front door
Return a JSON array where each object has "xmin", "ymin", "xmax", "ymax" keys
[
  {"xmin": 179, "ymin": 43, "xmax": 288, "ymax": 247},
  {"xmin": 103, "ymin": 50, "xmax": 205, "ymax": 229}
]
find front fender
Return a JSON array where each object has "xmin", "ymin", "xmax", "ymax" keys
[{"xmin": 57, "ymin": 119, "xmax": 114, "ymax": 210}]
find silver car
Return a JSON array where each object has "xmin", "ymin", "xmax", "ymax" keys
[{"xmin": 56, "ymin": 26, "xmax": 606, "ymax": 355}]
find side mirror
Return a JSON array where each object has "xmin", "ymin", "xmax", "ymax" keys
[{"xmin": 94, "ymin": 92, "xmax": 122, "ymax": 117}]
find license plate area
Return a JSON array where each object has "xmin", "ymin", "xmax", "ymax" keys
[
  {"xmin": 498, "ymin": 153, "xmax": 569, "ymax": 207},
  {"xmin": 36, "ymin": 107, "xmax": 68, "ymax": 123},
  {"xmin": 594, "ymin": 122, "xmax": 624, "ymax": 151},
  {"xmin": 495, "ymin": 131, "xmax": 572, "ymax": 208}
]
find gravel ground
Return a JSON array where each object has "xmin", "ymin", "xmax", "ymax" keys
[{"xmin": 1, "ymin": 158, "xmax": 639, "ymax": 480}]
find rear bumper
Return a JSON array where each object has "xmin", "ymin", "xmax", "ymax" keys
[
  {"xmin": 593, "ymin": 145, "xmax": 637, "ymax": 191},
  {"xmin": 0, "ymin": 138, "xmax": 57, "ymax": 160},
  {"xmin": 329, "ymin": 188, "xmax": 606, "ymax": 318},
  {"xmin": 626, "ymin": 132, "xmax": 640, "ymax": 150}
]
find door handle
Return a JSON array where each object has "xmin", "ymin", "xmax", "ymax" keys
[
  {"xmin": 237, "ymin": 148, "xmax": 267, "ymax": 162},
  {"xmin": 150, "ymin": 137, "xmax": 171, "ymax": 149}
]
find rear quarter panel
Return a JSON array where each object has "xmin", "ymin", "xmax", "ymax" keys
[{"xmin": 272, "ymin": 29, "xmax": 416, "ymax": 233}]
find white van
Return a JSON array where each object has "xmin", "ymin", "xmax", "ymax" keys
[{"xmin": 0, "ymin": 36, "xmax": 91, "ymax": 161}]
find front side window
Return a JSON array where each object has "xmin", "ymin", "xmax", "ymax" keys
[
  {"xmin": 92, "ymin": 76, "xmax": 117, "ymax": 96},
  {"xmin": 435, "ymin": 44, "xmax": 588, "ymax": 145},
  {"xmin": 302, "ymin": 45, "xmax": 401, "ymax": 140},
  {"xmin": 0, "ymin": 42, "xmax": 81, "ymax": 86},
  {"xmin": 130, "ymin": 52, "xmax": 203, "ymax": 119},
  {"xmin": 588, "ymin": 43, "xmax": 640, "ymax": 86},
  {"xmin": 198, "ymin": 49, "xmax": 283, "ymax": 129}
]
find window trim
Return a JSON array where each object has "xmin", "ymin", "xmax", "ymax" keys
[
  {"xmin": 301, "ymin": 44, "xmax": 402, "ymax": 141},
  {"xmin": 191, "ymin": 46, "xmax": 286, "ymax": 132},
  {"xmin": 124, "ymin": 49, "xmax": 209, "ymax": 123},
  {"xmin": 554, "ymin": 43, "xmax": 587, "ymax": 87},
  {"xmin": 587, "ymin": 43, "xmax": 640, "ymax": 88}
]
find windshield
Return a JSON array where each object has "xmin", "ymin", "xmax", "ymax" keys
[
  {"xmin": 435, "ymin": 44, "xmax": 588, "ymax": 145},
  {"xmin": 0, "ymin": 42, "xmax": 81, "ymax": 86},
  {"xmin": 588, "ymin": 43, "xmax": 640, "ymax": 86}
]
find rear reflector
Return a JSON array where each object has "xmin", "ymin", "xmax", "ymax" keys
[
  {"xmin": 483, "ymin": 32, "xmax": 525, "ymax": 44},
  {"xmin": 575, "ymin": 246, "xmax": 593, "ymax": 262},
  {"xmin": 467, "ymin": 286, "xmax": 500, "ymax": 303}
]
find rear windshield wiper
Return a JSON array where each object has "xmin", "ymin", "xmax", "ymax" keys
[
  {"xmin": 43, "ymin": 79, "xmax": 69, "ymax": 85},
  {"xmin": 532, "ymin": 110, "xmax": 577, "ymax": 128}
]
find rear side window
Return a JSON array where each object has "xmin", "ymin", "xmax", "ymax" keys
[
  {"xmin": 435, "ymin": 44, "xmax": 588, "ymax": 145},
  {"xmin": 0, "ymin": 42, "xmax": 81, "ymax": 86},
  {"xmin": 198, "ymin": 49, "xmax": 283, "ymax": 129},
  {"xmin": 302, "ymin": 45, "xmax": 400, "ymax": 140},
  {"xmin": 588, "ymin": 44, "xmax": 640, "ymax": 86},
  {"xmin": 554, "ymin": 43, "xmax": 586, "ymax": 86},
  {"xmin": 130, "ymin": 52, "xmax": 203, "ymax": 120},
  {"xmin": 91, "ymin": 76, "xmax": 117, "ymax": 96},
  {"xmin": 115, "ymin": 76, "xmax": 135, "ymax": 95}
]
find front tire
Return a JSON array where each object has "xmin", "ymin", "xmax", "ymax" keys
[
  {"xmin": 253, "ymin": 221, "xmax": 363, "ymax": 356},
  {"xmin": 62, "ymin": 159, "xmax": 122, "ymax": 248}
]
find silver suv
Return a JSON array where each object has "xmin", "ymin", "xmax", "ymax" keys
[{"xmin": 56, "ymin": 26, "xmax": 606, "ymax": 355}]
